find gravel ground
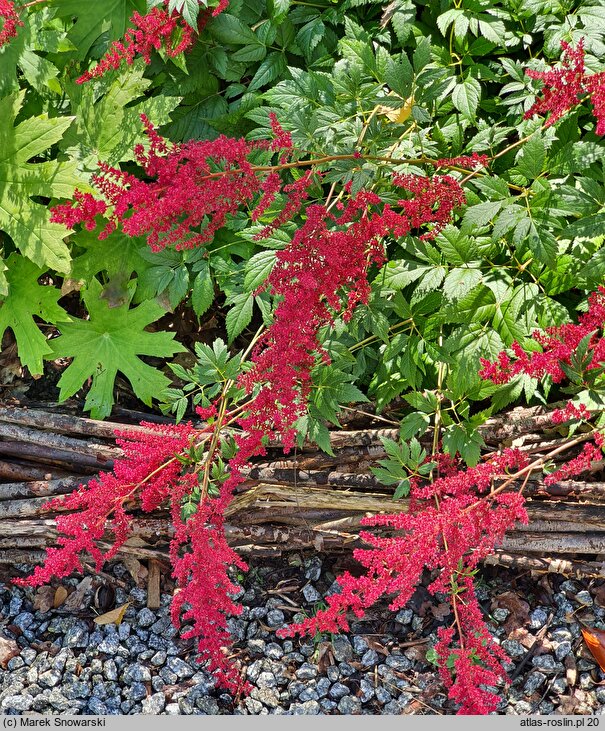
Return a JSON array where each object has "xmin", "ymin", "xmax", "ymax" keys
[{"xmin": 1, "ymin": 555, "xmax": 605, "ymax": 715}]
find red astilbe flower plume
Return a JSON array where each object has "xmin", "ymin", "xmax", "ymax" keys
[
  {"xmin": 279, "ymin": 449, "xmax": 528, "ymax": 714},
  {"xmin": 52, "ymin": 115, "xmax": 299, "ymax": 252},
  {"xmin": 50, "ymin": 191, "xmax": 108, "ymax": 231},
  {"xmin": 479, "ymin": 286, "xmax": 605, "ymax": 385},
  {"xmin": 0, "ymin": 0, "xmax": 22, "ymax": 48},
  {"xmin": 524, "ymin": 39, "xmax": 605, "ymax": 134},
  {"xmin": 15, "ymin": 422, "xmax": 198, "ymax": 587},
  {"xmin": 75, "ymin": 0, "xmax": 230, "ymax": 84}
]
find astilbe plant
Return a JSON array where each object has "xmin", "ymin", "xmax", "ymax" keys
[
  {"xmin": 525, "ymin": 39, "xmax": 605, "ymax": 132},
  {"xmin": 0, "ymin": 0, "xmax": 22, "ymax": 47}
]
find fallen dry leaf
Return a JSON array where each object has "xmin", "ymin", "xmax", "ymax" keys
[
  {"xmin": 122, "ymin": 557, "xmax": 148, "ymax": 587},
  {"xmin": 431, "ymin": 602, "xmax": 451, "ymax": 621},
  {"xmin": 492, "ymin": 591, "xmax": 530, "ymax": 635},
  {"xmin": 62, "ymin": 576, "xmax": 93, "ymax": 612},
  {"xmin": 93, "ymin": 602, "xmax": 130, "ymax": 626},
  {"xmin": 581, "ymin": 626, "xmax": 605, "ymax": 672},
  {"xmin": 0, "ymin": 636, "xmax": 20, "ymax": 668},
  {"xmin": 53, "ymin": 586, "xmax": 68, "ymax": 608},
  {"xmin": 565, "ymin": 653, "xmax": 577, "ymax": 688},
  {"xmin": 33, "ymin": 585, "xmax": 56, "ymax": 613}
]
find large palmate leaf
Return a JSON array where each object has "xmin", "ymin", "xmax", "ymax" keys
[
  {"xmin": 0, "ymin": 91, "xmax": 82, "ymax": 273},
  {"xmin": 49, "ymin": 0, "xmax": 147, "ymax": 59},
  {"xmin": 48, "ymin": 279, "xmax": 186, "ymax": 419},
  {"xmin": 60, "ymin": 62, "xmax": 181, "ymax": 171},
  {"xmin": 0, "ymin": 253, "xmax": 71, "ymax": 375}
]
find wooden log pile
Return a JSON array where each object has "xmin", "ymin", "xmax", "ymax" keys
[{"xmin": 0, "ymin": 402, "xmax": 603, "ymax": 579}]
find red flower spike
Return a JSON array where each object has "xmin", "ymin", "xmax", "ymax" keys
[{"xmin": 0, "ymin": 0, "xmax": 22, "ymax": 48}]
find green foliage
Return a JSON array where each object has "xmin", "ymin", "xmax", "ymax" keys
[
  {"xmin": 2, "ymin": 0, "xmax": 605, "ymax": 431},
  {"xmin": 49, "ymin": 279, "xmax": 185, "ymax": 419}
]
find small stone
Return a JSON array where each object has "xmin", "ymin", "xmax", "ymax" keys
[
  {"xmin": 124, "ymin": 664, "xmax": 151, "ymax": 683},
  {"xmin": 87, "ymin": 698, "xmax": 107, "ymax": 715},
  {"xmin": 339, "ymin": 662, "xmax": 356, "ymax": 677},
  {"xmin": 359, "ymin": 679, "xmax": 374, "ymax": 703},
  {"xmin": 296, "ymin": 663, "xmax": 318, "ymax": 680},
  {"xmin": 245, "ymin": 698, "xmax": 264, "ymax": 714},
  {"xmin": 383, "ymin": 700, "xmax": 404, "ymax": 714},
  {"xmin": 166, "ymin": 656, "xmax": 194, "ymax": 679},
  {"xmin": 291, "ymin": 700, "xmax": 321, "ymax": 715},
  {"xmin": 302, "ymin": 585, "xmax": 322, "ymax": 603},
  {"xmin": 266, "ymin": 610, "xmax": 285, "ymax": 628},
  {"xmin": 137, "ymin": 608, "xmax": 156, "ymax": 628},
  {"xmin": 38, "ymin": 669, "xmax": 62, "ymax": 688},
  {"xmin": 352, "ymin": 637, "xmax": 369, "ymax": 655},
  {"xmin": 576, "ymin": 591, "xmax": 593, "ymax": 606},
  {"xmin": 47, "ymin": 689, "xmax": 71, "ymax": 712},
  {"xmin": 329, "ymin": 683, "xmax": 350, "ymax": 700},
  {"xmin": 304, "ymin": 557, "xmax": 322, "ymax": 581},
  {"xmin": 375, "ymin": 687, "xmax": 392, "ymax": 705},
  {"xmin": 13, "ymin": 612, "xmax": 34, "ymax": 631},
  {"xmin": 97, "ymin": 634, "xmax": 120, "ymax": 655},
  {"xmin": 128, "ymin": 683, "xmax": 148, "ymax": 702},
  {"xmin": 580, "ymin": 673, "xmax": 594, "ymax": 690},
  {"xmin": 142, "ymin": 693, "xmax": 166, "ymax": 714},
  {"xmin": 327, "ymin": 666, "xmax": 340, "ymax": 682},
  {"xmin": 257, "ymin": 672, "xmax": 277, "ymax": 689},
  {"xmin": 360, "ymin": 649, "xmax": 379, "ymax": 667},
  {"xmin": 251, "ymin": 687, "xmax": 280, "ymax": 708},
  {"xmin": 165, "ymin": 703, "xmax": 180, "ymax": 715},
  {"xmin": 552, "ymin": 678, "xmax": 568, "ymax": 694},
  {"xmin": 265, "ymin": 643, "xmax": 284, "ymax": 660},
  {"xmin": 7, "ymin": 656, "xmax": 24, "ymax": 670},
  {"xmin": 332, "ymin": 636, "xmax": 353, "ymax": 662},
  {"xmin": 529, "ymin": 608, "xmax": 548, "ymax": 629},
  {"xmin": 555, "ymin": 641, "xmax": 572, "ymax": 661},
  {"xmin": 492, "ymin": 608, "xmax": 510, "ymax": 623},
  {"xmin": 385, "ymin": 654, "xmax": 413, "ymax": 672},
  {"xmin": 531, "ymin": 655, "xmax": 561, "ymax": 674},
  {"xmin": 524, "ymin": 672, "xmax": 546, "ymax": 695},
  {"xmin": 320, "ymin": 700, "xmax": 337, "ymax": 712},
  {"xmin": 298, "ymin": 689, "xmax": 319, "ymax": 702},
  {"xmin": 395, "ymin": 609, "xmax": 413, "ymax": 625},
  {"xmin": 247, "ymin": 639, "xmax": 266, "ymax": 656},
  {"xmin": 2, "ymin": 695, "xmax": 33, "ymax": 712},
  {"xmin": 197, "ymin": 698, "xmax": 220, "ymax": 715},
  {"xmin": 502, "ymin": 640, "xmax": 525, "ymax": 658},
  {"xmin": 338, "ymin": 696, "xmax": 362, "ymax": 714},
  {"xmin": 146, "ymin": 651, "xmax": 164, "ymax": 667}
]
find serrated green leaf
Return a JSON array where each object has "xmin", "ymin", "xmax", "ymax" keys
[
  {"xmin": 226, "ymin": 292, "xmax": 254, "ymax": 343},
  {"xmin": 48, "ymin": 279, "xmax": 185, "ymax": 419},
  {"xmin": 244, "ymin": 250, "xmax": 276, "ymax": 292},
  {"xmin": 0, "ymin": 91, "xmax": 81, "ymax": 272},
  {"xmin": 191, "ymin": 264, "xmax": 215, "ymax": 317},
  {"xmin": 0, "ymin": 253, "xmax": 71, "ymax": 375},
  {"xmin": 452, "ymin": 77, "xmax": 481, "ymax": 121},
  {"xmin": 443, "ymin": 268, "xmax": 483, "ymax": 302}
]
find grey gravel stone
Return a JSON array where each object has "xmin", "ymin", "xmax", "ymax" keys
[
  {"xmin": 2, "ymin": 695, "xmax": 33, "ymax": 712},
  {"xmin": 524, "ymin": 671, "xmax": 547, "ymax": 695},
  {"xmin": 492, "ymin": 608, "xmax": 510, "ymax": 622},
  {"xmin": 385, "ymin": 654, "xmax": 413, "ymax": 671},
  {"xmin": 531, "ymin": 655, "xmax": 561, "ymax": 674},
  {"xmin": 304, "ymin": 557, "xmax": 322, "ymax": 581},
  {"xmin": 302, "ymin": 585, "xmax": 322, "ymax": 603},
  {"xmin": 38, "ymin": 669, "xmax": 62, "ymax": 688},
  {"xmin": 529, "ymin": 608, "xmax": 548, "ymax": 629},
  {"xmin": 502, "ymin": 640, "xmax": 526, "ymax": 658},
  {"xmin": 329, "ymin": 682, "xmax": 350, "ymax": 700},
  {"xmin": 555, "ymin": 641, "xmax": 572, "ymax": 661},
  {"xmin": 291, "ymin": 700, "xmax": 321, "ymax": 715},
  {"xmin": 576, "ymin": 591, "xmax": 593, "ymax": 606},
  {"xmin": 375, "ymin": 687, "xmax": 392, "ymax": 705},
  {"xmin": 142, "ymin": 693, "xmax": 166, "ymax": 714},
  {"xmin": 395, "ymin": 609, "xmax": 413, "ymax": 625},
  {"xmin": 251, "ymin": 687, "xmax": 280, "ymax": 708},
  {"xmin": 266, "ymin": 610, "xmax": 285, "ymax": 628},
  {"xmin": 296, "ymin": 663, "xmax": 318, "ymax": 680},
  {"xmin": 197, "ymin": 697, "xmax": 220, "ymax": 715},
  {"xmin": 87, "ymin": 698, "xmax": 108, "ymax": 715},
  {"xmin": 332, "ymin": 636, "xmax": 354, "ymax": 662},
  {"xmin": 361, "ymin": 649, "xmax": 379, "ymax": 666},
  {"xmin": 265, "ymin": 643, "xmax": 284, "ymax": 660},
  {"xmin": 338, "ymin": 696, "xmax": 362, "ymax": 714},
  {"xmin": 166, "ymin": 656, "xmax": 194, "ymax": 679},
  {"xmin": 97, "ymin": 634, "xmax": 120, "ymax": 655},
  {"xmin": 124, "ymin": 664, "xmax": 151, "ymax": 683}
]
